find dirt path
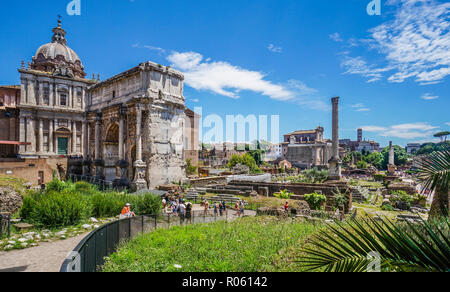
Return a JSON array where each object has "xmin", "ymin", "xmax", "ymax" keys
[{"xmin": 0, "ymin": 233, "xmax": 88, "ymax": 272}]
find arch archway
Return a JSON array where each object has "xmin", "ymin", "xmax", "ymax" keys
[{"xmin": 103, "ymin": 123, "xmax": 119, "ymax": 181}]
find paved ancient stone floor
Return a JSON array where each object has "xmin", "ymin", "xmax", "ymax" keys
[{"xmin": 0, "ymin": 233, "xmax": 88, "ymax": 272}]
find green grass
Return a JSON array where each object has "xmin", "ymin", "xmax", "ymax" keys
[
  {"xmin": 102, "ymin": 216, "xmax": 323, "ymax": 272},
  {"xmin": 0, "ymin": 175, "xmax": 27, "ymax": 195}
]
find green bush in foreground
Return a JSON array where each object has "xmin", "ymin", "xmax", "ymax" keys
[
  {"xmin": 102, "ymin": 217, "xmax": 322, "ymax": 272},
  {"xmin": 27, "ymin": 190, "xmax": 91, "ymax": 228},
  {"xmin": 304, "ymin": 193, "xmax": 327, "ymax": 210}
]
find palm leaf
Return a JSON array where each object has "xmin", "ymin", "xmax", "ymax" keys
[
  {"xmin": 417, "ymin": 148, "xmax": 450, "ymax": 194},
  {"xmin": 299, "ymin": 218, "xmax": 450, "ymax": 272}
]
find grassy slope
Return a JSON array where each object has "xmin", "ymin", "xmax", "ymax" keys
[
  {"xmin": 0, "ymin": 175, "xmax": 27, "ymax": 195},
  {"xmin": 102, "ymin": 216, "xmax": 324, "ymax": 272}
]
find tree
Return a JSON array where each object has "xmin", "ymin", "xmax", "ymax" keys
[
  {"xmin": 416, "ymin": 142, "xmax": 450, "ymax": 156},
  {"xmin": 417, "ymin": 148, "xmax": 450, "ymax": 219},
  {"xmin": 381, "ymin": 145, "xmax": 408, "ymax": 170},
  {"xmin": 434, "ymin": 131, "xmax": 450, "ymax": 143}
]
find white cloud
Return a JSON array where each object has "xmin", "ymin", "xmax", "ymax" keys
[
  {"xmin": 445, "ymin": 122, "xmax": 450, "ymax": 127},
  {"xmin": 267, "ymin": 44, "xmax": 282, "ymax": 53},
  {"xmin": 421, "ymin": 93, "xmax": 439, "ymax": 100},
  {"xmin": 362, "ymin": 122, "xmax": 439, "ymax": 139},
  {"xmin": 341, "ymin": 56, "xmax": 392, "ymax": 82},
  {"xmin": 167, "ymin": 51, "xmax": 329, "ymax": 110},
  {"xmin": 132, "ymin": 43, "xmax": 166, "ymax": 54},
  {"xmin": 351, "ymin": 103, "xmax": 371, "ymax": 112},
  {"xmin": 341, "ymin": 0, "xmax": 450, "ymax": 84},
  {"xmin": 329, "ymin": 33, "xmax": 343, "ymax": 42}
]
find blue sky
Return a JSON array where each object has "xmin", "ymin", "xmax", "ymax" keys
[{"xmin": 0, "ymin": 0, "xmax": 448, "ymax": 147}]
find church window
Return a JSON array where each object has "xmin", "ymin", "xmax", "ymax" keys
[{"xmin": 60, "ymin": 94, "xmax": 67, "ymax": 106}]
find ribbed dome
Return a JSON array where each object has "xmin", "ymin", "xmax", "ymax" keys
[
  {"xmin": 35, "ymin": 42, "xmax": 81, "ymax": 64},
  {"xmin": 30, "ymin": 19, "xmax": 87, "ymax": 78}
]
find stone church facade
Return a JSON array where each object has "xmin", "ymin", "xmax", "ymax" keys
[{"xmin": 14, "ymin": 20, "xmax": 187, "ymax": 189}]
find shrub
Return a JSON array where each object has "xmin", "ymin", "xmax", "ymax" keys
[
  {"xmin": 29, "ymin": 190, "xmax": 91, "ymax": 228},
  {"xmin": 373, "ymin": 173, "xmax": 386, "ymax": 182},
  {"xmin": 20, "ymin": 193, "xmax": 39, "ymax": 220},
  {"xmin": 91, "ymin": 192, "xmax": 130, "ymax": 218},
  {"xmin": 389, "ymin": 190, "xmax": 414, "ymax": 210},
  {"xmin": 332, "ymin": 188, "xmax": 348, "ymax": 209},
  {"xmin": 274, "ymin": 189, "xmax": 294, "ymax": 200},
  {"xmin": 356, "ymin": 160, "xmax": 368, "ymax": 169},
  {"xmin": 227, "ymin": 153, "xmax": 262, "ymax": 173},
  {"xmin": 302, "ymin": 168, "xmax": 329, "ymax": 183},
  {"xmin": 74, "ymin": 181, "xmax": 97, "ymax": 195},
  {"xmin": 186, "ymin": 159, "xmax": 197, "ymax": 176},
  {"xmin": 304, "ymin": 193, "xmax": 327, "ymax": 210},
  {"xmin": 134, "ymin": 193, "xmax": 162, "ymax": 215},
  {"xmin": 381, "ymin": 204, "xmax": 394, "ymax": 211},
  {"xmin": 46, "ymin": 179, "xmax": 74, "ymax": 193}
]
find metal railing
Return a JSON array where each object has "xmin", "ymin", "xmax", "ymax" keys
[
  {"xmin": 60, "ymin": 209, "xmax": 253, "ymax": 273},
  {"xmin": 0, "ymin": 214, "xmax": 11, "ymax": 239}
]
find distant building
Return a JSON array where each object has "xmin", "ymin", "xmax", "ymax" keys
[
  {"xmin": 340, "ymin": 129, "xmax": 380, "ymax": 153},
  {"xmin": 406, "ymin": 143, "xmax": 421, "ymax": 154},
  {"xmin": 0, "ymin": 86, "xmax": 21, "ymax": 157},
  {"xmin": 282, "ymin": 127, "xmax": 332, "ymax": 169}
]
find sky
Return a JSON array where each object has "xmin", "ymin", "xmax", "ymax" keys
[{"xmin": 0, "ymin": 0, "xmax": 448, "ymax": 147}]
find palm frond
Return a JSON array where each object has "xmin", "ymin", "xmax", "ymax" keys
[
  {"xmin": 417, "ymin": 148, "xmax": 450, "ymax": 193},
  {"xmin": 299, "ymin": 218, "xmax": 450, "ymax": 272}
]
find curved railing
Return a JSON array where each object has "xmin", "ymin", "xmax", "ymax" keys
[{"xmin": 60, "ymin": 209, "xmax": 253, "ymax": 272}]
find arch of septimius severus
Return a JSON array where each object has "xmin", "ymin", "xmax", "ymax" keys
[{"xmin": 14, "ymin": 19, "xmax": 187, "ymax": 190}]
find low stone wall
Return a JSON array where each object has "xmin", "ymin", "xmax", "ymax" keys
[
  {"xmin": 229, "ymin": 181, "xmax": 352, "ymax": 213},
  {"xmin": 188, "ymin": 176, "xmax": 228, "ymax": 187}
]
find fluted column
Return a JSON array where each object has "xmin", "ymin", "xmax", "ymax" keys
[
  {"xmin": 49, "ymin": 83, "xmax": 54, "ymax": 107},
  {"xmin": 328, "ymin": 97, "xmax": 342, "ymax": 180},
  {"xmin": 72, "ymin": 121, "xmax": 77, "ymax": 154},
  {"xmin": 49, "ymin": 119, "xmax": 54, "ymax": 153},
  {"xmin": 132, "ymin": 103, "xmax": 148, "ymax": 190},
  {"xmin": 95, "ymin": 117, "xmax": 101, "ymax": 160},
  {"xmin": 27, "ymin": 117, "xmax": 36, "ymax": 153},
  {"xmin": 38, "ymin": 82, "xmax": 44, "ymax": 105},
  {"xmin": 54, "ymin": 119, "xmax": 58, "ymax": 154},
  {"xmin": 27, "ymin": 80, "xmax": 36, "ymax": 105},
  {"xmin": 38, "ymin": 119, "xmax": 44, "ymax": 154},
  {"xmin": 136, "ymin": 104, "xmax": 143, "ymax": 162},
  {"xmin": 19, "ymin": 117, "xmax": 26, "ymax": 154}
]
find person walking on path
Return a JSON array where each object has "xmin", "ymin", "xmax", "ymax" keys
[
  {"xmin": 179, "ymin": 201, "xmax": 186, "ymax": 224},
  {"xmin": 203, "ymin": 200, "xmax": 210, "ymax": 216},
  {"xmin": 185, "ymin": 202, "xmax": 193, "ymax": 224}
]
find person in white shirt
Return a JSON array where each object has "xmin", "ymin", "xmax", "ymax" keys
[{"xmin": 179, "ymin": 202, "xmax": 186, "ymax": 223}]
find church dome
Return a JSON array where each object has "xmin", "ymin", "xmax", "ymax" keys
[
  {"xmin": 35, "ymin": 41, "xmax": 81, "ymax": 64},
  {"xmin": 31, "ymin": 19, "xmax": 87, "ymax": 79}
]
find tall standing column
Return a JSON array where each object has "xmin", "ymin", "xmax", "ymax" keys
[
  {"xmin": 95, "ymin": 118, "xmax": 100, "ymax": 160},
  {"xmin": 328, "ymin": 97, "xmax": 342, "ymax": 180},
  {"xmin": 119, "ymin": 114, "xmax": 124, "ymax": 160},
  {"xmin": 49, "ymin": 83, "xmax": 54, "ymax": 107},
  {"xmin": 38, "ymin": 82, "xmax": 44, "ymax": 105},
  {"xmin": 19, "ymin": 117, "xmax": 26, "ymax": 154},
  {"xmin": 54, "ymin": 119, "xmax": 58, "ymax": 154},
  {"xmin": 38, "ymin": 119, "xmax": 44, "ymax": 154},
  {"xmin": 49, "ymin": 119, "xmax": 54, "ymax": 154},
  {"xmin": 27, "ymin": 117, "xmax": 36, "ymax": 154},
  {"xmin": 132, "ymin": 103, "xmax": 148, "ymax": 190},
  {"xmin": 388, "ymin": 141, "xmax": 397, "ymax": 175},
  {"xmin": 69, "ymin": 86, "xmax": 72, "ymax": 108},
  {"xmin": 72, "ymin": 121, "xmax": 77, "ymax": 154}
]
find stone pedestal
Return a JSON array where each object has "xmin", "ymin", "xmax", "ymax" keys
[
  {"xmin": 328, "ymin": 157, "xmax": 342, "ymax": 180},
  {"xmin": 132, "ymin": 160, "xmax": 148, "ymax": 191},
  {"xmin": 388, "ymin": 164, "xmax": 396, "ymax": 176}
]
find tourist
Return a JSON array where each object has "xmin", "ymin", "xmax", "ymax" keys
[
  {"xmin": 239, "ymin": 200, "xmax": 245, "ymax": 216},
  {"xmin": 235, "ymin": 201, "xmax": 240, "ymax": 217},
  {"xmin": 213, "ymin": 202, "xmax": 218, "ymax": 216},
  {"xmin": 186, "ymin": 202, "xmax": 193, "ymax": 224},
  {"xmin": 219, "ymin": 202, "xmax": 224, "ymax": 217},
  {"xmin": 120, "ymin": 203, "xmax": 135, "ymax": 219},
  {"xmin": 162, "ymin": 197, "xmax": 167, "ymax": 209},
  {"xmin": 222, "ymin": 201, "xmax": 227, "ymax": 216},
  {"xmin": 203, "ymin": 200, "xmax": 210, "ymax": 216},
  {"xmin": 284, "ymin": 201, "xmax": 289, "ymax": 212},
  {"xmin": 179, "ymin": 201, "xmax": 186, "ymax": 223}
]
